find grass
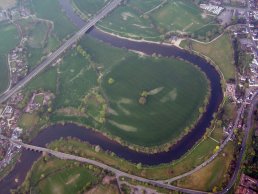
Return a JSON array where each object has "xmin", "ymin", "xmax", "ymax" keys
[
  {"xmin": 0, "ymin": 22, "xmax": 19, "ymax": 94},
  {"xmin": 102, "ymin": 55, "xmax": 208, "ymax": 146},
  {"xmin": 16, "ymin": 158, "xmax": 100, "ymax": 194},
  {"xmin": 25, "ymin": 67, "xmax": 57, "ymax": 93},
  {"xmin": 23, "ymin": 35, "xmax": 209, "ymax": 147},
  {"xmin": 176, "ymin": 142, "xmax": 235, "ymax": 191},
  {"xmin": 16, "ymin": 18, "xmax": 58, "ymax": 69},
  {"xmin": 87, "ymin": 184, "xmax": 119, "ymax": 194},
  {"xmin": 94, "ymin": 0, "xmax": 218, "ymax": 40},
  {"xmin": 53, "ymin": 50, "xmax": 98, "ymax": 109},
  {"xmin": 34, "ymin": 95, "xmax": 44, "ymax": 104},
  {"xmin": 49, "ymin": 137, "xmax": 219, "ymax": 180},
  {"xmin": 19, "ymin": 113, "xmax": 39, "ymax": 129},
  {"xmin": 181, "ymin": 34, "xmax": 235, "ymax": 80},
  {"xmin": 31, "ymin": 0, "xmax": 76, "ymax": 40}
]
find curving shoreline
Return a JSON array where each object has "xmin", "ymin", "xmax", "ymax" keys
[{"xmin": 0, "ymin": 1, "xmax": 224, "ymax": 193}]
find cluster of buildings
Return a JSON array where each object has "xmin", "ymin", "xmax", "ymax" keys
[
  {"xmin": 8, "ymin": 45, "xmax": 28, "ymax": 86},
  {"xmin": 25, "ymin": 92, "xmax": 54, "ymax": 113},
  {"xmin": 200, "ymin": 4, "xmax": 224, "ymax": 15},
  {"xmin": 0, "ymin": 93, "xmax": 24, "ymax": 169},
  {"xmin": 0, "ymin": 7, "xmax": 30, "ymax": 22},
  {"xmin": 236, "ymin": 174, "xmax": 258, "ymax": 194},
  {"xmin": 0, "ymin": 90, "xmax": 53, "ymax": 171}
]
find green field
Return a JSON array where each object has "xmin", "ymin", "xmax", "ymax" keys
[
  {"xmin": 92, "ymin": 0, "xmax": 219, "ymax": 40},
  {"xmin": 0, "ymin": 22, "xmax": 19, "ymax": 94},
  {"xmin": 102, "ymin": 56, "xmax": 208, "ymax": 146},
  {"xmin": 31, "ymin": 0, "xmax": 76, "ymax": 40},
  {"xmin": 22, "ymin": 35, "xmax": 209, "ymax": 147},
  {"xmin": 16, "ymin": 158, "xmax": 100, "ymax": 194},
  {"xmin": 181, "ymin": 34, "xmax": 235, "ymax": 80},
  {"xmin": 49, "ymin": 136, "xmax": 218, "ymax": 180},
  {"xmin": 176, "ymin": 142, "xmax": 235, "ymax": 192}
]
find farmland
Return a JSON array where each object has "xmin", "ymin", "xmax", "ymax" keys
[
  {"xmin": 0, "ymin": 22, "xmax": 19, "ymax": 94},
  {"xmin": 102, "ymin": 56, "xmax": 208, "ymax": 146},
  {"xmin": 22, "ymin": 35, "xmax": 209, "ymax": 148},
  {"xmin": 15, "ymin": 158, "xmax": 101, "ymax": 194},
  {"xmin": 87, "ymin": 0, "xmax": 220, "ymax": 40}
]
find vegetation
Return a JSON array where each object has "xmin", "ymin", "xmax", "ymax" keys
[
  {"xmin": 180, "ymin": 34, "xmax": 235, "ymax": 81},
  {"xmin": 30, "ymin": 0, "xmax": 76, "ymax": 40},
  {"xmin": 16, "ymin": 18, "xmax": 58, "ymax": 69},
  {"xmin": 14, "ymin": 157, "xmax": 102, "ymax": 194},
  {"xmin": 22, "ymin": 35, "xmax": 209, "ymax": 147},
  {"xmin": 93, "ymin": 0, "xmax": 219, "ymax": 41},
  {"xmin": 48, "ymin": 137, "xmax": 219, "ymax": 180},
  {"xmin": 102, "ymin": 56, "xmax": 208, "ymax": 146},
  {"xmin": 175, "ymin": 142, "xmax": 235, "ymax": 192},
  {"xmin": 243, "ymin": 106, "xmax": 258, "ymax": 179},
  {"xmin": 234, "ymin": 38, "xmax": 253, "ymax": 74},
  {"xmin": 0, "ymin": 22, "xmax": 19, "ymax": 94}
]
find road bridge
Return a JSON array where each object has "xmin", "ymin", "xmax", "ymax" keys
[{"xmin": 0, "ymin": 0, "xmax": 123, "ymax": 104}]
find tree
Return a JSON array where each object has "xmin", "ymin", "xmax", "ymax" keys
[
  {"xmin": 136, "ymin": 163, "xmax": 142, "ymax": 170},
  {"xmin": 108, "ymin": 78, "xmax": 115, "ymax": 85}
]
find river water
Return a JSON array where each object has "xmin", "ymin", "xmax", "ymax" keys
[{"xmin": 0, "ymin": 0, "xmax": 223, "ymax": 193}]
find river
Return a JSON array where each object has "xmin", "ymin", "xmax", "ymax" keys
[{"xmin": 0, "ymin": 0, "xmax": 223, "ymax": 193}]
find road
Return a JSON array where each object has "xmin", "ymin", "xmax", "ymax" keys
[
  {"xmin": 3, "ymin": 138, "xmax": 208, "ymax": 194},
  {"xmin": 0, "ymin": 93, "xmax": 255, "ymax": 194},
  {"xmin": 0, "ymin": 0, "xmax": 122, "ymax": 104},
  {"xmin": 219, "ymin": 92, "xmax": 258, "ymax": 194},
  {"xmin": 164, "ymin": 100, "xmax": 245, "ymax": 183}
]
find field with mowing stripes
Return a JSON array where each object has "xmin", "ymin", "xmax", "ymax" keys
[{"xmin": 102, "ymin": 56, "xmax": 208, "ymax": 146}]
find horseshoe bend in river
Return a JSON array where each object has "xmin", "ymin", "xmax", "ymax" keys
[{"xmin": 0, "ymin": 1, "xmax": 223, "ymax": 192}]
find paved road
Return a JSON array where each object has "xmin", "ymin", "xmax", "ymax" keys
[
  {"xmin": 165, "ymin": 101, "xmax": 245, "ymax": 183},
  {"xmin": 4, "ymin": 139, "xmax": 208, "ymax": 194},
  {"xmin": 219, "ymin": 92, "xmax": 258, "ymax": 194},
  {"xmin": 0, "ymin": 0, "xmax": 122, "ymax": 104},
  {"xmin": 0, "ymin": 94, "xmax": 255, "ymax": 194}
]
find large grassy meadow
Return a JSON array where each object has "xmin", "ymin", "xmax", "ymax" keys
[
  {"xmin": 22, "ymin": 35, "xmax": 209, "ymax": 147},
  {"xmin": 181, "ymin": 34, "xmax": 235, "ymax": 80},
  {"xmin": 92, "ymin": 0, "xmax": 218, "ymax": 40},
  {"xmin": 102, "ymin": 56, "xmax": 208, "ymax": 146},
  {"xmin": 0, "ymin": 22, "xmax": 19, "ymax": 94}
]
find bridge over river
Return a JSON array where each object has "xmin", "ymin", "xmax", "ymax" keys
[{"xmin": 0, "ymin": 0, "xmax": 122, "ymax": 104}]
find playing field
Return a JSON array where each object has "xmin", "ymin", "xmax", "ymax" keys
[
  {"xmin": 0, "ymin": 23, "xmax": 19, "ymax": 94},
  {"xmin": 181, "ymin": 34, "xmax": 235, "ymax": 80},
  {"xmin": 102, "ymin": 56, "xmax": 208, "ymax": 146}
]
